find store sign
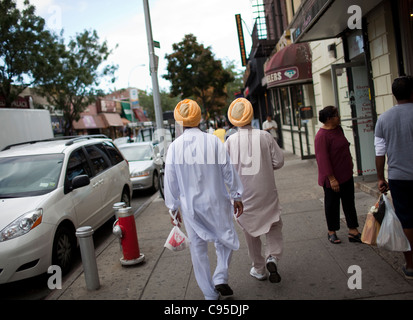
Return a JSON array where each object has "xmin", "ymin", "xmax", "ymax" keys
[
  {"xmin": 299, "ymin": 106, "xmax": 313, "ymax": 120},
  {"xmin": 235, "ymin": 14, "xmax": 247, "ymax": 67},
  {"xmin": 266, "ymin": 66, "xmax": 299, "ymax": 87},
  {"xmin": 97, "ymin": 99, "xmax": 117, "ymax": 113},
  {"xmin": 0, "ymin": 96, "xmax": 30, "ymax": 108}
]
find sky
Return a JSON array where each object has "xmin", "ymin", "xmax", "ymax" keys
[{"xmin": 18, "ymin": 0, "xmax": 255, "ymax": 93}]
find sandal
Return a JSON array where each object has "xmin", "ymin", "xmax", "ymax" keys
[
  {"xmin": 328, "ymin": 233, "xmax": 341, "ymax": 244},
  {"xmin": 348, "ymin": 233, "xmax": 362, "ymax": 243}
]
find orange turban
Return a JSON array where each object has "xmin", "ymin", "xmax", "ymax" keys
[
  {"xmin": 174, "ymin": 99, "xmax": 202, "ymax": 127},
  {"xmin": 227, "ymin": 98, "xmax": 253, "ymax": 127}
]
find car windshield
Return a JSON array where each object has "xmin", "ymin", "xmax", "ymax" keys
[
  {"xmin": 119, "ymin": 145, "xmax": 153, "ymax": 162},
  {"xmin": 0, "ymin": 154, "xmax": 64, "ymax": 198}
]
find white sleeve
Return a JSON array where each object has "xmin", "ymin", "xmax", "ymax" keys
[
  {"xmin": 374, "ymin": 136, "xmax": 387, "ymax": 156},
  {"xmin": 164, "ymin": 144, "xmax": 181, "ymax": 211}
]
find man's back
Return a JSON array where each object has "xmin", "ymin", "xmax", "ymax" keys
[{"xmin": 375, "ymin": 103, "xmax": 413, "ymax": 180}]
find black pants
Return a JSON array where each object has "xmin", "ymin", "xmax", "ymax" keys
[{"xmin": 323, "ymin": 177, "xmax": 359, "ymax": 231}]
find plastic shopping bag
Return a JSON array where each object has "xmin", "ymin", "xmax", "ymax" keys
[
  {"xmin": 376, "ymin": 194, "xmax": 411, "ymax": 252},
  {"xmin": 164, "ymin": 210, "xmax": 190, "ymax": 252}
]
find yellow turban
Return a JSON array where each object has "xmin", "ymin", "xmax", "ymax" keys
[
  {"xmin": 174, "ymin": 99, "xmax": 202, "ymax": 127},
  {"xmin": 227, "ymin": 98, "xmax": 253, "ymax": 127}
]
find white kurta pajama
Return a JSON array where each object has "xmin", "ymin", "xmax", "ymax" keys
[
  {"xmin": 164, "ymin": 127, "xmax": 243, "ymax": 300},
  {"xmin": 225, "ymin": 126, "xmax": 284, "ymax": 274}
]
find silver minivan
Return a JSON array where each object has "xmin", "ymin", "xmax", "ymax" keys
[{"xmin": 0, "ymin": 135, "xmax": 132, "ymax": 283}]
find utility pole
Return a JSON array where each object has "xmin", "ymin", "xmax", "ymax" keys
[{"xmin": 143, "ymin": 0, "xmax": 163, "ymax": 129}]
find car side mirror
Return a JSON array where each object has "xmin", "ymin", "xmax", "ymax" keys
[{"xmin": 72, "ymin": 175, "xmax": 90, "ymax": 190}]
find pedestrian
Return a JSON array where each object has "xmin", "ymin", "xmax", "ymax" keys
[
  {"xmin": 164, "ymin": 99, "xmax": 244, "ymax": 300},
  {"xmin": 375, "ymin": 75, "xmax": 413, "ymax": 279},
  {"xmin": 262, "ymin": 115, "xmax": 278, "ymax": 143},
  {"xmin": 314, "ymin": 106, "xmax": 361, "ymax": 244},
  {"xmin": 213, "ymin": 120, "xmax": 226, "ymax": 143},
  {"xmin": 224, "ymin": 119, "xmax": 238, "ymax": 141},
  {"xmin": 225, "ymin": 98, "xmax": 284, "ymax": 283}
]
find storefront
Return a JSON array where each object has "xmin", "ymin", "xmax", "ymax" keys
[
  {"xmin": 288, "ymin": 0, "xmax": 410, "ymax": 177},
  {"xmin": 264, "ymin": 42, "xmax": 316, "ymax": 158}
]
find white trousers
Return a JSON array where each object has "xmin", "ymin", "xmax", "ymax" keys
[
  {"xmin": 186, "ymin": 224, "xmax": 233, "ymax": 300},
  {"xmin": 243, "ymin": 219, "xmax": 283, "ymax": 274}
]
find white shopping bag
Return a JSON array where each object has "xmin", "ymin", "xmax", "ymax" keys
[
  {"xmin": 164, "ymin": 210, "xmax": 190, "ymax": 252},
  {"xmin": 377, "ymin": 194, "xmax": 411, "ymax": 252}
]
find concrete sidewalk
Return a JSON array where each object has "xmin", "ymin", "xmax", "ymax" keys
[{"xmin": 47, "ymin": 151, "xmax": 413, "ymax": 301}]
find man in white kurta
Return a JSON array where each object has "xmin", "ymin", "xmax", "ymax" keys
[
  {"xmin": 164, "ymin": 99, "xmax": 244, "ymax": 300},
  {"xmin": 225, "ymin": 98, "xmax": 284, "ymax": 283}
]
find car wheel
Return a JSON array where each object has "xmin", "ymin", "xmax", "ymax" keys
[
  {"xmin": 158, "ymin": 170, "xmax": 165, "ymax": 199},
  {"xmin": 52, "ymin": 224, "xmax": 76, "ymax": 275},
  {"xmin": 121, "ymin": 188, "xmax": 130, "ymax": 207},
  {"xmin": 152, "ymin": 171, "xmax": 159, "ymax": 192}
]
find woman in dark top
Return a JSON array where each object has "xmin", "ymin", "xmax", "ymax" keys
[{"xmin": 314, "ymin": 106, "xmax": 361, "ymax": 244}]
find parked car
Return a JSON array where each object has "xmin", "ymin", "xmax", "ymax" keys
[
  {"xmin": 0, "ymin": 135, "xmax": 132, "ymax": 284},
  {"xmin": 118, "ymin": 142, "xmax": 162, "ymax": 192}
]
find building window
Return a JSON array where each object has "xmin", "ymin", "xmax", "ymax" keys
[
  {"xmin": 273, "ymin": 85, "xmax": 304, "ymax": 127},
  {"xmin": 290, "ymin": 85, "xmax": 304, "ymax": 126}
]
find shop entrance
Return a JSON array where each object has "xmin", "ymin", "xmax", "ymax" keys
[{"xmin": 331, "ymin": 61, "xmax": 376, "ymax": 176}]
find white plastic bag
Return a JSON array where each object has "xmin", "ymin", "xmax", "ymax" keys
[
  {"xmin": 376, "ymin": 194, "xmax": 411, "ymax": 252},
  {"xmin": 164, "ymin": 210, "xmax": 190, "ymax": 252}
]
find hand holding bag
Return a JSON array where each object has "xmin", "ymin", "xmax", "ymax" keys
[
  {"xmin": 164, "ymin": 210, "xmax": 190, "ymax": 252},
  {"xmin": 373, "ymin": 194, "xmax": 386, "ymax": 225},
  {"xmin": 376, "ymin": 194, "xmax": 411, "ymax": 252}
]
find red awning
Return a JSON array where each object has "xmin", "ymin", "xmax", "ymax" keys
[
  {"xmin": 133, "ymin": 108, "xmax": 149, "ymax": 122},
  {"xmin": 264, "ymin": 43, "xmax": 312, "ymax": 88}
]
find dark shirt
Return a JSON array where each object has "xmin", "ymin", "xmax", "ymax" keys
[{"xmin": 314, "ymin": 126, "xmax": 353, "ymax": 188}]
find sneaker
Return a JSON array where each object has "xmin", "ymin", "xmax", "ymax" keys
[
  {"xmin": 250, "ymin": 267, "xmax": 267, "ymax": 280},
  {"xmin": 266, "ymin": 256, "xmax": 281, "ymax": 283},
  {"xmin": 402, "ymin": 265, "xmax": 413, "ymax": 280}
]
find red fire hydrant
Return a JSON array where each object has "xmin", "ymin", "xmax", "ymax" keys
[{"xmin": 112, "ymin": 206, "xmax": 145, "ymax": 266}]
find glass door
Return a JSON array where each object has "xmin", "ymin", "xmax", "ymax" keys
[{"xmin": 331, "ymin": 62, "xmax": 376, "ymax": 176}]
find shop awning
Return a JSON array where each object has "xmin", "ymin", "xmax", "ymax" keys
[
  {"xmin": 264, "ymin": 43, "xmax": 312, "ymax": 88},
  {"xmin": 290, "ymin": 0, "xmax": 382, "ymax": 43},
  {"xmin": 73, "ymin": 115, "xmax": 106, "ymax": 130},
  {"xmin": 101, "ymin": 113, "xmax": 124, "ymax": 127},
  {"xmin": 121, "ymin": 102, "xmax": 133, "ymax": 121},
  {"xmin": 133, "ymin": 108, "xmax": 149, "ymax": 122}
]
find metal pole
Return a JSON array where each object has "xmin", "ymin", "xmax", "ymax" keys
[
  {"xmin": 75, "ymin": 226, "xmax": 100, "ymax": 291},
  {"xmin": 143, "ymin": 0, "xmax": 163, "ymax": 130},
  {"xmin": 113, "ymin": 201, "xmax": 126, "ymax": 219}
]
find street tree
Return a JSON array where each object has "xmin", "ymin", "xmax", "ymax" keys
[
  {"xmin": 139, "ymin": 89, "xmax": 180, "ymax": 120},
  {"xmin": 36, "ymin": 30, "xmax": 118, "ymax": 135},
  {"xmin": 0, "ymin": 0, "xmax": 57, "ymax": 107},
  {"xmin": 163, "ymin": 34, "xmax": 234, "ymax": 118}
]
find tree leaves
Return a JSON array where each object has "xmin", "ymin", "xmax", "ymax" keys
[
  {"xmin": 1, "ymin": 0, "xmax": 117, "ymax": 135},
  {"xmin": 163, "ymin": 34, "xmax": 234, "ymax": 118}
]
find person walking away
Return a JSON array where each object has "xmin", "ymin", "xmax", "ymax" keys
[
  {"xmin": 225, "ymin": 98, "xmax": 284, "ymax": 283},
  {"xmin": 164, "ymin": 99, "xmax": 244, "ymax": 299},
  {"xmin": 375, "ymin": 75, "xmax": 413, "ymax": 279},
  {"xmin": 314, "ymin": 106, "xmax": 361, "ymax": 244}
]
